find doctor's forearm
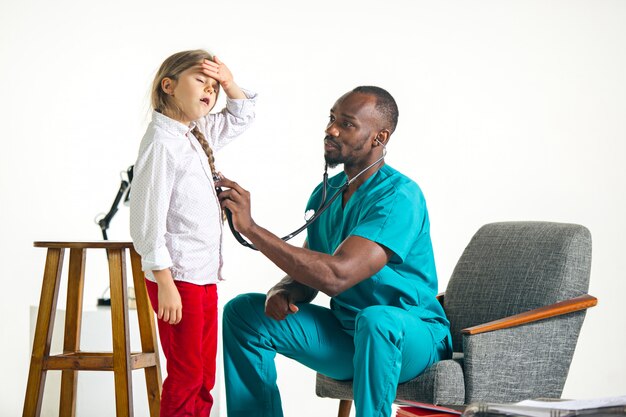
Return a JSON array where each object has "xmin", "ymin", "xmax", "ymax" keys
[{"xmin": 244, "ymin": 224, "xmax": 347, "ymax": 296}]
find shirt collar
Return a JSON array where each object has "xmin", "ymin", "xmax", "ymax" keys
[{"xmin": 152, "ymin": 111, "xmax": 197, "ymax": 137}]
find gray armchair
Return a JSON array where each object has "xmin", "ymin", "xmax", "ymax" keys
[{"xmin": 316, "ymin": 221, "xmax": 597, "ymax": 416}]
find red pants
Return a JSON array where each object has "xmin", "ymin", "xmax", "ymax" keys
[{"xmin": 146, "ymin": 279, "xmax": 218, "ymax": 417}]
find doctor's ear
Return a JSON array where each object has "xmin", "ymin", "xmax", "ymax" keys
[
  {"xmin": 161, "ymin": 77, "xmax": 175, "ymax": 95},
  {"xmin": 374, "ymin": 130, "xmax": 390, "ymax": 146}
]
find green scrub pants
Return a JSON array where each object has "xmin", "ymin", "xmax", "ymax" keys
[{"xmin": 223, "ymin": 293, "xmax": 447, "ymax": 417}]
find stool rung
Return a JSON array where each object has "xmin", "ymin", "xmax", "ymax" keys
[{"xmin": 44, "ymin": 352, "xmax": 157, "ymax": 371}]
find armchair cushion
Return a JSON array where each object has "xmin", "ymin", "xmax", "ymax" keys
[{"xmin": 316, "ymin": 354, "xmax": 465, "ymax": 405}]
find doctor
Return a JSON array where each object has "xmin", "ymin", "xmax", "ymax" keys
[{"xmin": 216, "ymin": 86, "xmax": 452, "ymax": 417}]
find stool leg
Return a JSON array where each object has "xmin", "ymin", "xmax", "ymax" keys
[
  {"xmin": 23, "ymin": 248, "xmax": 65, "ymax": 417},
  {"xmin": 107, "ymin": 248, "xmax": 133, "ymax": 417},
  {"xmin": 130, "ymin": 248, "xmax": 162, "ymax": 417},
  {"xmin": 59, "ymin": 248, "xmax": 86, "ymax": 417}
]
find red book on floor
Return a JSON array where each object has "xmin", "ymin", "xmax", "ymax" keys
[{"xmin": 396, "ymin": 400, "xmax": 462, "ymax": 417}]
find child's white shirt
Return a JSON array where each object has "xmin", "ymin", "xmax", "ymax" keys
[{"xmin": 130, "ymin": 90, "xmax": 256, "ymax": 284}]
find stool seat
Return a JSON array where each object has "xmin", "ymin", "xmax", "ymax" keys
[
  {"xmin": 23, "ymin": 241, "xmax": 161, "ymax": 417},
  {"xmin": 33, "ymin": 241, "xmax": 135, "ymax": 249}
]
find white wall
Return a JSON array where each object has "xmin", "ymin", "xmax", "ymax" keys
[{"xmin": 1, "ymin": 0, "xmax": 625, "ymax": 415}]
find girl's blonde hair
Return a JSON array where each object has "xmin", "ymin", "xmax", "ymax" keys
[{"xmin": 151, "ymin": 49, "xmax": 221, "ymax": 181}]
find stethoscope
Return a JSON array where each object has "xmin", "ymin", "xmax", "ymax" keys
[{"xmin": 218, "ymin": 139, "xmax": 387, "ymax": 251}]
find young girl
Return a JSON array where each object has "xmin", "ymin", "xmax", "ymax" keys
[{"xmin": 129, "ymin": 49, "xmax": 256, "ymax": 416}]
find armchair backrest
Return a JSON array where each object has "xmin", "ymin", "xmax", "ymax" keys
[{"xmin": 443, "ymin": 221, "xmax": 592, "ymax": 352}]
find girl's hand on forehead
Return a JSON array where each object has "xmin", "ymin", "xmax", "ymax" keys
[{"xmin": 201, "ymin": 56, "xmax": 235, "ymax": 90}]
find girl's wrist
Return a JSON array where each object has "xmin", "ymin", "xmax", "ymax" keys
[
  {"xmin": 222, "ymin": 82, "xmax": 246, "ymax": 100},
  {"xmin": 153, "ymin": 268, "xmax": 174, "ymax": 285}
]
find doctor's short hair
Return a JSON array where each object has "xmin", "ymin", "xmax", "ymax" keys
[{"xmin": 352, "ymin": 86, "xmax": 399, "ymax": 134}]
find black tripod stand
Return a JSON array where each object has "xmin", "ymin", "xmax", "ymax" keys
[{"xmin": 95, "ymin": 166, "xmax": 134, "ymax": 240}]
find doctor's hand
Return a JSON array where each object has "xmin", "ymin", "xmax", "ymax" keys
[
  {"xmin": 265, "ymin": 288, "xmax": 299, "ymax": 321},
  {"xmin": 216, "ymin": 176, "xmax": 255, "ymax": 235}
]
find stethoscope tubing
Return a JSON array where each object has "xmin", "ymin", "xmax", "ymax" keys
[
  {"xmin": 223, "ymin": 170, "xmax": 344, "ymax": 251},
  {"xmin": 224, "ymin": 145, "xmax": 386, "ymax": 251}
]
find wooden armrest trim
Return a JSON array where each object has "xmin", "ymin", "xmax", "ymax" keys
[
  {"xmin": 436, "ymin": 292, "xmax": 445, "ymax": 307},
  {"xmin": 461, "ymin": 294, "xmax": 597, "ymax": 335}
]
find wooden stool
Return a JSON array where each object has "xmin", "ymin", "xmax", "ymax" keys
[{"xmin": 23, "ymin": 241, "xmax": 162, "ymax": 417}]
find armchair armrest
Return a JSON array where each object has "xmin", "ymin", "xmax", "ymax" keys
[
  {"xmin": 436, "ymin": 292, "xmax": 444, "ymax": 306},
  {"xmin": 461, "ymin": 294, "xmax": 597, "ymax": 335}
]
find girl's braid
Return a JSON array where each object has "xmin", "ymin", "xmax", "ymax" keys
[
  {"xmin": 192, "ymin": 126, "xmax": 218, "ymax": 178},
  {"xmin": 191, "ymin": 126, "xmax": 226, "ymax": 221}
]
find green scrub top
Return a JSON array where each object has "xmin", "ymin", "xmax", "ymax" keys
[{"xmin": 305, "ymin": 165, "xmax": 452, "ymax": 349}]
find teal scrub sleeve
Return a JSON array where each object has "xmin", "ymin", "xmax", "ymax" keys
[{"xmin": 350, "ymin": 186, "xmax": 426, "ymax": 263}]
